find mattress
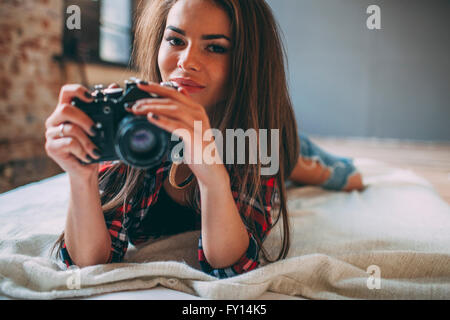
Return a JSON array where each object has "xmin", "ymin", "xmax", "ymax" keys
[{"xmin": 0, "ymin": 158, "xmax": 449, "ymax": 300}]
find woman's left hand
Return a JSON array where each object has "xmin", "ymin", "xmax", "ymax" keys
[{"xmin": 129, "ymin": 81, "xmax": 228, "ymax": 187}]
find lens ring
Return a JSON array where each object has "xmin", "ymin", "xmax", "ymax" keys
[{"xmin": 115, "ymin": 116, "xmax": 170, "ymax": 169}]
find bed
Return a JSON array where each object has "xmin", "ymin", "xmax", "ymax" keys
[{"xmin": 0, "ymin": 155, "xmax": 449, "ymax": 300}]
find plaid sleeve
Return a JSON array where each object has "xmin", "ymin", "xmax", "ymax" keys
[
  {"xmin": 59, "ymin": 162, "xmax": 129, "ymax": 267},
  {"xmin": 198, "ymin": 176, "xmax": 277, "ymax": 278}
]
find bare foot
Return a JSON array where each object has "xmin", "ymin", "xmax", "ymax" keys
[
  {"xmin": 342, "ymin": 172, "xmax": 366, "ymax": 192},
  {"xmin": 289, "ymin": 157, "xmax": 331, "ymax": 185},
  {"xmin": 290, "ymin": 156, "xmax": 366, "ymax": 191}
]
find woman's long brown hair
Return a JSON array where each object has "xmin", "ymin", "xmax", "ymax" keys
[{"xmin": 52, "ymin": 0, "xmax": 299, "ymax": 264}]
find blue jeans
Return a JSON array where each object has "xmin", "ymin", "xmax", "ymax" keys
[{"xmin": 297, "ymin": 133, "xmax": 357, "ymax": 190}]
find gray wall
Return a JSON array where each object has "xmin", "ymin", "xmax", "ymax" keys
[{"xmin": 266, "ymin": 0, "xmax": 450, "ymax": 142}]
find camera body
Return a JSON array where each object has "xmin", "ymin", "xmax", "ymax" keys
[{"xmin": 71, "ymin": 78, "xmax": 179, "ymax": 169}]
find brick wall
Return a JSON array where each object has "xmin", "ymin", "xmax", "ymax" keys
[{"xmin": 0, "ymin": 0, "xmax": 134, "ymax": 193}]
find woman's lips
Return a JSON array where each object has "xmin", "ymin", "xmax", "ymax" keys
[
  {"xmin": 170, "ymin": 78, "xmax": 205, "ymax": 94},
  {"xmin": 179, "ymin": 85, "xmax": 205, "ymax": 94}
]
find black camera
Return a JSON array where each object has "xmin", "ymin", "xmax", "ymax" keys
[{"xmin": 71, "ymin": 78, "xmax": 179, "ymax": 169}]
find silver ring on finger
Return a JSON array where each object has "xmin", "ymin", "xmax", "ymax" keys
[{"xmin": 58, "ymin": 123, "xmax": 66, "ymax": 138}]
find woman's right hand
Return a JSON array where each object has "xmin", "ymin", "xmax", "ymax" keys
[{"xmin": 45, "ymin": 84, "xmax": 102, "ymax": 180}]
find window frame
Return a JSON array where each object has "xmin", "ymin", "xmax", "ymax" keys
[{"xmin": 62, "ymin": 0, "xmax": 139, "ymax": 69}]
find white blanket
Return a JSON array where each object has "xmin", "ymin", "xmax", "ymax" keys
[{"xmin": 0, "ymin": 158, "xmax": 449, "ymax": 300}]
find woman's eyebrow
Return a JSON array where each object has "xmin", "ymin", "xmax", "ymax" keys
[{"xmin": 166, "ymin": 25, "xmax": 231, "ymax": 42}]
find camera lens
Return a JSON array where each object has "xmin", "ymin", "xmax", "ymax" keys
[
  {"xmin": 129, "ymin": 128, "xmax": 156, "ymax": 153},
  {"xmin": 115, "ymin": 116, "xmax": 170, "ymax": 169}
]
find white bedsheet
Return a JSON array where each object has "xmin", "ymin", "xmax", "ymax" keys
[{"xmin": 0, "ymin": 158, "xmax": 449, "ymax": 300}]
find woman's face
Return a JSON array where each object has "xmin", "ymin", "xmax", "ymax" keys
[{"xmin": 158, "ymin": 0, "xmax": 232, "ymax": 112}]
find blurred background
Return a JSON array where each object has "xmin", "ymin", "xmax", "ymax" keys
[
  {"xmin": 0, "ymin": 0, "xmax": 449, "ymax": 201},
  {"xmin": 267, "ymin": 0, "xmax": 450, "ymax": 141}
]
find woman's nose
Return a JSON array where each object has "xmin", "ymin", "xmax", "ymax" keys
[{"xmin": 178, "ymin": 46, "xmax": 201, "ymax": 72}]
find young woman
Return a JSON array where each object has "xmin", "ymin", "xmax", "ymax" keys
[{"xmin": 45, "ymin": 0, "xmax": 363, "ymax": 279}]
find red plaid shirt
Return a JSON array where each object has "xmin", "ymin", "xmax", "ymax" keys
[{"xmin": 60, "ymin": 156, "xmax": 278, "ymax": 279}]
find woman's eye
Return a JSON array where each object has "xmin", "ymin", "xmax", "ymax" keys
[
  {"xmin": 166, "ymin": 36, "xmax": 184, "ymax": 46},
  {"xmin": 165, "ymin": 36, "xmax": 228, "ymax": 54},
  {"xmin": 207, "ymin": 45, "xmax": 228, "ymax": 54}
]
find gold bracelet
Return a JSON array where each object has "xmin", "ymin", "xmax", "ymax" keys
[{"xmin": 169, "ymin": 162, "xmax": 195, "ymax": 190}]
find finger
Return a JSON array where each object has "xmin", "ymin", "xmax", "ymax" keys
[
  {"xmin": 46, "ymin": 103, "xmax": 96, "ymax": 137},
  {"xmin": 132, "ymin": 100, "xmax": 178, "ymax": 112},
  {"xmin": 136, "ymin": 82, "xmax": 194, "ymax": 106},
  {"xmin": 46, "ymin": 140, "xmax": 81, "ymax": 168},
  {"xmin": 47, "ymin": 136, "xmax": 93, "ymax": 164},
  {"xmin": 132, "ymin": 98, "xmax": 174, "ymax": 109},
  {"xmin": 59, "ymin": 84, "xmax": 94, "ymax": 105},
  {"xmin": 46, "ymin": 123, "xmax": 101, "ymax": 160},
  {"xmin": 146, "ymin": 113, "xmax": 191, "ymax": 137},
  {"xmin": 132, "ymin": 103, "xmax": 198, "ymax": 128},
  {"xmin": 178, "ymin": 86, "xmax": 190, "ymax": 97},
  {"xmin": 132, "ymin": 97, "xmax": 203, "ymax": 117}
]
